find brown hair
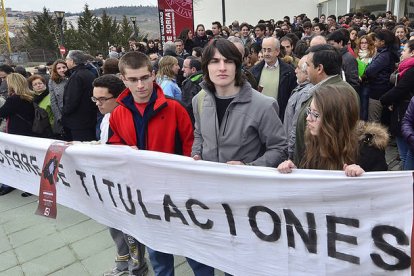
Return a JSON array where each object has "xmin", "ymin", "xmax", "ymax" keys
[
  {"xmin": 157, "ymin": 56, "xmax": 178, "ymax": 79},
  {"xmin": 50, "ymin": 59, "xmax": 67, "ymax": 83},
  {"xmin": 300, "ymin": 85, "xmax": 359, "ymax": 170},
  {"xmin": 6, "ymin": 73, "xmax": 34, "ymax": 102},
  {"xmin": 355, "ymin": 35, "xmax": 376, "ymax": 58},
  {"xmin": 201, "ymin": 38, "xmax": 244, "ymax": 92},
  {"xmin": 118, "ymin": 51, "xmax": 152, "ymax": 75},
  {"xmin": 27, "ymin": 74, "xmax": 46, "ymax": 86}
]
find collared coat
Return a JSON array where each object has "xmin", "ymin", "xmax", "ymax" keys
[
  {"xmin": 191, "ymin": 81, "xmax": 287, "ymax": 167},
  {"xmin": 249, "ymin": 59, "xmax": 297, "ymax": 122}
]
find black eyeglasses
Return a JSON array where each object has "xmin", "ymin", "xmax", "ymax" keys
[
  {"xmin": 91, "ymin": 96, "xmax": 114, "ymax": 103},
  {"xmin": 306, "ymin": 107, "xmax": 320, "ymax": 120}
]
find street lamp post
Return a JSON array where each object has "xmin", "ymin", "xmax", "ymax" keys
[
  {"xmin": 54, "ymin": 11, "xmax": 65, "ymax": 57},
  {"xmin": 130, "ymin": 16, "xmax": 137, "ymax": 38}
]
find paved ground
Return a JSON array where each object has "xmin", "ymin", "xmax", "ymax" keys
[
  {"xmin": 0, "ymin": 191, "xmax": 200, "ymax": 276},
  {"xmin": 0, "ymin": 143, "xmax": 401, "ymax": 276}
]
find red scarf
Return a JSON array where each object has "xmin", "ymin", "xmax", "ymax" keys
[{"xmin": 398, "ymin": 57, "xmax": 414, "ymax": 79}]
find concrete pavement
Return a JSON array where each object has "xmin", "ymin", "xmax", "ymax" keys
[
  {"xmin": 0, "ymin": 192, "xmax": 197, "ymax": 276},
  {"xmin": 0, "ymin": 143, "xmax": 401, "ymax": 275}
]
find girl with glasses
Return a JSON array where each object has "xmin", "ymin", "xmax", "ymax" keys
[
  {"xmin": 355, "ymin": 34, "xmax": 376, "ymax": 120},
  {"xmin": 278, "ymin": 85, "xmax": 388, "ymax": 176}
]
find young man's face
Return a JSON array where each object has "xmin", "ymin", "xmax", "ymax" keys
[
  {"xmin": 327, "ymin": 40, "xmax": 342, "ymax": 50},
  {"xmin": 207, "ymin": 49, "xmax": 236, "ymax": 90},
  {"xmin": 121, "ymin": 67, "xmax": 155, "ymax": 103},
  {"xmin": 281, "ymin": 40, "xmax": 292, "ymax": 56},
  {"xmin": 255, "ymin": 27, "xmax": 264, "ymax": 38},
  {"xmin": 241, "ymin": 26, "xmax": 249, "ymax": 37},
  {"xmin": 93, "ymin": 86, "xmax": 118, "ymax": 115},
  {"xmin": 175, "ymin": 41, "xmax": 184, "ymax": 54},
  {"xmin": 212, "ymin": 24, "xmax": 220, "ymax": 36}
]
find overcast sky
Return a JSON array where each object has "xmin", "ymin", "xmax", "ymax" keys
[{"xmin": 7, "ymin": 0, "xmax": 158, "ymax": 13}]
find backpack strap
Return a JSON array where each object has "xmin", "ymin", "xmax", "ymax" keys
[{"xmin": 197, "ymin": 89, "xmax": 207, "ymax": 116}]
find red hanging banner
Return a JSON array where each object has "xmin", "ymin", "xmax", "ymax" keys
[
  {"xmin": 35, "ymin": 141, "xmax": 70, "ymax": 219},
  {"xmin": 158, "ymin": 0, "xmax": 194, "ymax": 47}
]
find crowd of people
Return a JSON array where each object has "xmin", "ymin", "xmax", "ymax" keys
[{"xmin": 0, "ymin": 9, "xmax": 413, "ymax": 276}]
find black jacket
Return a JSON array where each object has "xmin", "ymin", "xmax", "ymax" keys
[
  {"xmin": 380, "ymin": 67, "xmax": 414, "ymax": 136},
  {"xmin": 62, "ymin": 64, "xmax": 97, "ymax": 130},
  {"xmin": 340, "ymin": 47, "xmax": 360, "ymax": 92},
  {"xmin": 192, "ymin": 35, "xmax": 209, "ymax": 48},
  {"xmin": 181, "ymin": 71, "xmax": 203, "ymax": 123},
  {"xmin": 250, "ymin": 59, "xmax": 297, "ymax": 122},
  {"xmin": 357, "ymin": 121, "xmax": 389, "ymax": 172},
  {"xmin": 365, "ymin": 47, "xmax": 399, "ymax": 100},
  {"xmin": 0, "ymin": 95, "xmax": 35, "ymax": 136}
]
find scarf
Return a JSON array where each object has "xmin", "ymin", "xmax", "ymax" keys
[
  {"xmin": 398, "ymin": 57, "xmax": 414, "ymax": 79},
  {"xmin": 357, "ymin": 50, "xmax": 372, "ymax": 64}
]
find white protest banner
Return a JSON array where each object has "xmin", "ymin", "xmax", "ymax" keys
[{"xmin": 0, "ymin": 132, "xmax": 412, "ymax": 275}]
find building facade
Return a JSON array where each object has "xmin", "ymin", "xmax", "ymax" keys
[
  {"xmin": 318, "ymin": 0, "xmax": 411, "ymax": 19},
  {"xmin": 193, "ymin": 0, "xmax": 411, "ymax": 30},
  {"xmin": 193, "ymin": 0, "xmax": 319, "ymax": 28}
]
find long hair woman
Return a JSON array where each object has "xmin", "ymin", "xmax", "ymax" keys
[
  {"xmin": 0, "ymin": 73, "xmax": 35, "ymax": 136},
  {"xmin": 193, "ymin": 24, "xmax": 209, "ymax": 49},
  {"xmin": 48, "ymin": 59, "xmax": 68, "ymax": 136},
  {"xmin": 156, "ymin": 56, "xmax": 182, "ymax": 100},
  {"xmin": 178, "ymin": 28, "xmax": 194, "ymax": 54},
  {"xmin": 278, "ymin": 85, "xmax": 388, "ymax": 176},
  {"xmin": 0, "ymin": 73, "xmax": 35, "ymax": 195},
  {"xmin": 355, "ymin": 34, "xmax": 376, "ymax": 120},
  {"xmin": 365, "ymin": 29, "xmax": 400, "ymax": 123}
]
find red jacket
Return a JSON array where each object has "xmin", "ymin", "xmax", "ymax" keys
[{"xmin": 108, "ymin": 83, "xmax": 194, "ymax": 156}]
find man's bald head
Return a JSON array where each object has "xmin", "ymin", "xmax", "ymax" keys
[{"xmin": 310, "ymin": 35, "xmax": 327, "ymax": 47}]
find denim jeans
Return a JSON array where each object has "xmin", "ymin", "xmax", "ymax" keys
[
  {"xmin": 147, "ymin": 248, "xmax": 174, "ymax": 276},
  {"xmin": 396, "ymin": 136, "xmax": 409, "ymax": 169},
  {"xmin": 404, "ymin": 148, "xmax": 414, "ymax": 170},
  {"xmin": 147, "ymin": 248, "xmax": 215, "ymax": 276}
]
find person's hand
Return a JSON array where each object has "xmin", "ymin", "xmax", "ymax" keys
[
  {"xmin": 193, "ymin": 155, "xmax": 202, "ymax": 160},
  {"xmin": 277, "ymin": 160, "xmax": 296, "ymax": 173},
  {"xmin": 343, "ymin": 164, "xmax": 364, "ymax": 177},
  {"xmin": 227, "ymin": 161, "xmax": 245, "ymax": 165}
]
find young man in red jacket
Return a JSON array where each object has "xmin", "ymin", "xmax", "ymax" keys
[{"xmin": 108, "ymin": 51, "xmax": 212, "ymax": 276}]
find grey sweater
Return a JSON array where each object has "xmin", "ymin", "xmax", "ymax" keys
[
  {"xmin": 192, "ymin": 81, "xmax": 287, "ymax": 167},
  {"xmin": 49, "ymin": 78, "xmax": 67, "ymax": 134}
]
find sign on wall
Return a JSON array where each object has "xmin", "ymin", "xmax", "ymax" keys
[{"xmin": 158, "ymin": 0, "xmax": 194, "ymax": 46}]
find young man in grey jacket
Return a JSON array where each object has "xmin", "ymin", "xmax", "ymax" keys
[{"xmin": 192, "ymin": 38, "xmax": 287, "ymax": 167}]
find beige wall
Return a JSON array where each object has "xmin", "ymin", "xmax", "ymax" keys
[{"xmin": 193, "ymin": 0, "xmax": 319, "ymax": 29}]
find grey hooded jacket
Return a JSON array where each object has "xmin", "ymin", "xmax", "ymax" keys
[{"xmin": 191, "ymin": 81, "xmax": 287, "ymax": 167}]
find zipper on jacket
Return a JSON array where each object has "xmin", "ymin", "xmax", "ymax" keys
[{"xmin": 222, "ymin": 108, "xmax": 231, "ymax": 136}]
